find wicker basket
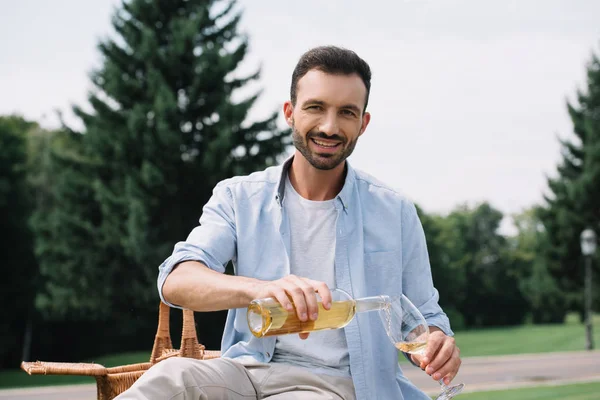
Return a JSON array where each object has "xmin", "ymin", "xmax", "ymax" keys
[{"xmin": 21, "ymin": 303, "xmax": 221, "ymax": 400}]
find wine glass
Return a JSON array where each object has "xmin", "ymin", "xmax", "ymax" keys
[{"xmin": 378, "ymin": 294, "xmax": 465, "ymax": 399}]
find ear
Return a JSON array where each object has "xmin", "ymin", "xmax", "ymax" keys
[
  {"xmin": 283, "ymin": 101, "xmax": 294, "ymax": 128},
  {"xmin": 359, "ymin": 111, "xmax": 371, "ymax": 137}
]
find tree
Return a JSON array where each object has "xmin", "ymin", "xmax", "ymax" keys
[
  {"xmin": 419, "ymin": 202, "xmax": 529, "ymax": 329},
  {"xmin": 511, "ymin": 207, "xmax": 568, "ymax": 323},
  {"xmin": 444, "ymin": 203, "xmax": 527, "ymax": 327},
  {"xmin": 34, "ymin": 0, "xmax": 290, "ymax": 348},
  {"xmin": 417, "ymin": 206, "xmax": 467, "ymax": 330},
  {"xmin": 540, "ymin": 46, "xmax": 600, "ymax": 313},
  {"xmin": 0, "ymin": 115, "xmax": 38, "ymax": 367}
]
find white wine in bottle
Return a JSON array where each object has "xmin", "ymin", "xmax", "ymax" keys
[
  {"xmin": 247, "ymin": 288, "xmax": 390, "ymax": 338},
  {"xmin": 248, "ymin": 299, "xmax": 355, "ymax": 337}
]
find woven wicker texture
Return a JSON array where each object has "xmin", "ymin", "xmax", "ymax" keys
[{"xmin": 21, "ymin": 302, "xmax": 221, "ymax": 400}]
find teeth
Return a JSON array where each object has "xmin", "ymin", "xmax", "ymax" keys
[{"xmin": 313, "ymin": 139, "xmax": 338, "ymax": 148}]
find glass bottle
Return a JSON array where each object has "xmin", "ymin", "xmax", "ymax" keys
[{"xmin": 247, "ymin": 288, "xmax": 391, "ymax": 338}]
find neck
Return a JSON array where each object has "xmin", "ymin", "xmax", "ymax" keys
[{"xmin": 289, "ymin": 152, "xmax": 346, "ymax": 201}]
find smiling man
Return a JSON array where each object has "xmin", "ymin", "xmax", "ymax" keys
[
  {"xmin": 115, "ymin": 46, "xmax": 461, "ymax": 400},
  {"xmin": 288, "ymin": 68, "xmax": 368, "ymax": 173}
]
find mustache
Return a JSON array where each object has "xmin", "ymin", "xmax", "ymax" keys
[{"xmin": 306, "ymin": 131, "xmax": 345, "ymax": 142}]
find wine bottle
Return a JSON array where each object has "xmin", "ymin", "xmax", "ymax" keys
[{"xmin": 247, "ymin": 288, "xmax": 391, "ymax": 337}]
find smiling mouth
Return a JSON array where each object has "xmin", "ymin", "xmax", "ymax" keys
[{"xmin": 311, "ymin": 138, "xmax": 341, "ymax": 148}]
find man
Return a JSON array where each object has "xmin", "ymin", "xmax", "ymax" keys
[{"xmin": 117, "ymin": 46, "xmax": 461, "ymax": 399}]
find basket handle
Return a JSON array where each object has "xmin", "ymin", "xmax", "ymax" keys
[
  {"xmin": 180, "ymin": 308, "xmax": 204, "ymax": 359},
  {"xmin": 149, "ymin": 302, "xmax": 174, "ymax": 364}
]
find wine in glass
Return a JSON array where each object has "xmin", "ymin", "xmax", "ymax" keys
[{"xmin": 379, "ymin": 294, "xmax": 465, "ymax": 400}]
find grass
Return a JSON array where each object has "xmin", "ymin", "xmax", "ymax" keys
[
  {"xmin": 453, "ymin": 313, "xmax": 600, "ymax": 358},
  {"xmin": 453, "ymin": 381, "xmax": 600, "ymax": 400}
]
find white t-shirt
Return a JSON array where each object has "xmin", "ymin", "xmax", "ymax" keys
[{"xmin": 270, "ymin": 175, "xmax": 351, "ymax": 377}]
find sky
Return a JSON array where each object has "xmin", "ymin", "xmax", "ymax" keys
[{"xmin": 1, "ymin": 0, "xmax": 599, "ymax": 233}]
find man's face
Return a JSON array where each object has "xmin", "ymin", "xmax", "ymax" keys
[{"xmin": 284, "ymin": 70, "xmax": 371, "ymax": 170}]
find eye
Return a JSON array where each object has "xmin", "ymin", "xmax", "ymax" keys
[{"xmin": 341, "ymin": 109, "xmax": 357, "ymax": 117}]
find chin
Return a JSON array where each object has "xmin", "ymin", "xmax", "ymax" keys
[{"xmin": 310, "ymin": 156, "xmax": 343, "ymax": 171}]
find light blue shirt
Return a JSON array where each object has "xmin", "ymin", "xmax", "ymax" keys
[{"xmin": 158, "ymin": 156, "xmax": 453, "ymax": 400}]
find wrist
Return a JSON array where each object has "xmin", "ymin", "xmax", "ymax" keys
[{"xmin": 237, "ymin": 277, "xmax": 263, "ymax": 306}]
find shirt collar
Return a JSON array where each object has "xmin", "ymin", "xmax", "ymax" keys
[{"xmin": 274, "ymin": 155, "xmax": 355, "ymax": 212}]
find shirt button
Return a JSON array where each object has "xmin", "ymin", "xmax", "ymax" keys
[{"xmin": 266, "ymin": 352, "xmax": 271, "ymax": 357}]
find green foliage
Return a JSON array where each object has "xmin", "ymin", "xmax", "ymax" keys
[
  {"xmin": 511, "ymin": 207, "xmax": 568, "ymax": 323},
  {"xmin": 417, "ymin": 206, "xmax": 467, "ymax": 330},
  {"xmin": 540, "ymin": 47, "xmax": 600, "ymax": 313},
  {"xmin": 0, "ymin": 115, "xmax": 39, "ymax": 367},
  {"xmin": 451, "ymin": 203, "xmax": 528, "ymax": 327},
  {"xmin": 32, "ymin": 0, "xmax": 289, "ymax": 328},
  {"xmin": 421, "ymin": 202, "xmax": 528, "ymax": 329}
]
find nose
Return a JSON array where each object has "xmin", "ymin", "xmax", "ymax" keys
[{"xmin": 319, "ymin": 110, "xmax": 340, "ymax": 137}]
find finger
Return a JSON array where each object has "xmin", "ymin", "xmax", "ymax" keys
[
  {"xmin": 281, "ymin": 283, "xmax": 308, "ymax": 321},
  {"xmin": 270, "ymin": 286, "xmax": 293, "ymax": 312},
  {"xmin": 281, "ymin": 277, "xmax": 312, "ymax": 321},
  {"xmin": 425, "ymin": 336, "xmax": 456, "ymax": 376},
  {"xmin": 311, "ymin": 281, "xmax": 332, "ymax": 310},
  {"xmin": 298, "ymin": 332, "xmax": 310, "ymax": 340},
  {"xmin": 287, "ymin": 275, "xmax": 318, "ymax": 321},
  {"xmin": 421, "ymin": 332, "xmax": 444, "ymax": 369},
  {"xmin": 432, "ymin": 346, "xmax": 461, "ymax": 384}
]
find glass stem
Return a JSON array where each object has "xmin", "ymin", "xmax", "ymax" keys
[{"xmin": 354, "ymin": 295, "xmax": 391, "ymax": 313}]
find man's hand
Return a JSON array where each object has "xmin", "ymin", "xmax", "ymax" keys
[
  {"xmin": 411, "ymin": 327, "xmax": 461, "ymax": 385},
  {"xmin": 249, "ymin": 275, "xmax": 332, "ymax": 340}
]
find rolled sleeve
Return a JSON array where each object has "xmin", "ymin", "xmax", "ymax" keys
[
  {"xmin": 419, "ymin": 289, "xmax": 454, "ymax": 337},
  {"xmin": 157, "ymin": 183, "xmax": 237, "ymax": 308}
]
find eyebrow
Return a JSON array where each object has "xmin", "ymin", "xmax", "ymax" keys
[{"xmin": 302, "ymin": 99, "xmax": 362, "ymax": 114}]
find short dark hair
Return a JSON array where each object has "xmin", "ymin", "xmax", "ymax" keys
[{"xmin": 290, "ymin": 46, "xmax": 372, "ymax": 111}]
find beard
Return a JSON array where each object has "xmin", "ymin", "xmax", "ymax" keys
[{"xmin": 292, "ymin": 124, "xmax": 359, "ymax": 171}]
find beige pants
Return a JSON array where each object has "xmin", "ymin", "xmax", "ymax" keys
[{"xmin": 114, "ymin": 357, "xmax": 356, "ymax": 400}]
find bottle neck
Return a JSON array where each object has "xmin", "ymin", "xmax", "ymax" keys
[{"xmin": 354, "ymin": 295, "xmax": 391, "ymax": 313}]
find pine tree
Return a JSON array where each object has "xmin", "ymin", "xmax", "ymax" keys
[
  {"xmin": 35, "ymin": 0, "xmax": 290, "ymax": 328},
  {"xmin": 0, "ymin": 115, "xmax": 38, "ymax": 367},
  {"xmin": 540, "ymin": 46, "xmax": 600, "ymax": 311}
]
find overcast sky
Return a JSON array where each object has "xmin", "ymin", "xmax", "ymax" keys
[{"xmin": 1, "ymin": 0, "xmax": 599, "ymax": 232}]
